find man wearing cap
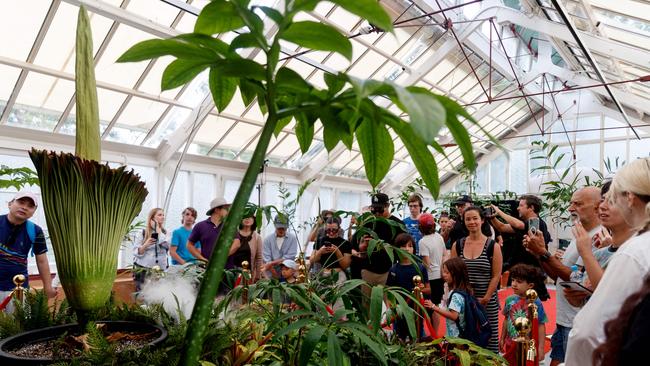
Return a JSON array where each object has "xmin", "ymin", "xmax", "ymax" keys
[
  {"xmin": 447, "ymin": 195, "xmax": 494, "ymax": 249},
  {"xmin": 355, "ymin": 192, "xmax": 406, "ymax": 288},
  {"xmin": 262, "ymin": 215, "xmax": 298, "ymax": 279},
  {"xmin": 1, "ymin": 192, "xmax": 57, "ymax": 310},
  {"xmin": 186, "ymin": 197, "xmax": 231, "ymax": 262}
]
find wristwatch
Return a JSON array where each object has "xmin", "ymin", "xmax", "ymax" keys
[{"xmin": 539, "ymin": 250, "xmax": 552, "ymax": 262}]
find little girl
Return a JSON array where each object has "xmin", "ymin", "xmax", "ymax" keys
[
  {"xmin": 424, "ymin": 257, "xmax": 472, "ymax": 337},
  {"xmin": 500, "ymin": 264, "xmax": 549, "ymax": 365}
]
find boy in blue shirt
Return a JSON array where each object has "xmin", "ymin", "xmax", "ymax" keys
[{"xmin": 170, "ymin": 207, "xmax": 201, "ymax": 265}]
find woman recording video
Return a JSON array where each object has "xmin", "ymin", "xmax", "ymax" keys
[{"xmin": 133, "ymin": 208, "xmax": 170, "ymax": 292}]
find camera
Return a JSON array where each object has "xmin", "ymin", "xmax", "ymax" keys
[
  {"xmin": 151, "ymin": 232, "xmax": 159, "ymax": 240},
  {"xmin": 483, "ymin": 206, "xmax": 495, "ymax": 218},
  {"xmin": 323, "ymin": 241, "xmax": 333, "ymax": 248}
]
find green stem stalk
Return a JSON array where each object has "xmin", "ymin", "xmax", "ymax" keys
[{"xmin": 179, "ymin": 39, "xmax": 281, "ymax": 366}]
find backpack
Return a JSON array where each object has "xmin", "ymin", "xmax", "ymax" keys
[
  {"xmin": 455, "ymin": 237, "xmax": 496, "ymax": 263},
  {"xmin": 450, "ymin": 290, "xmax": 491, "ymax": 347}
]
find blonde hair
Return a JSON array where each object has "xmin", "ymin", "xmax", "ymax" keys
[
  {"xmin": 145, "ymin": 208, "xmax": 166, "ymax": 239},
  {"xmin": 608, "ymin": 158, "xmax": 650, "ymax": 232}
]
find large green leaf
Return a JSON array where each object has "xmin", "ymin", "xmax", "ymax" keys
[
  {"xmin": 329, "ymin": 0, "xmax": 393, "ymax": 32},
  {"xmin": 299, "ymin": 326, "xmax": 326, "ymax": 366},
  {"xmin": 273, "ymin": 116, "xmax": 293, "ymax": 137},
  {"xmin": 195, "ymin": 0, "xmax": 245, "ymax": 35},
  {"xmin": 117, "ymin": 39, "xmax": 216, "ymax": 63},
  {"xmin": 324, "ymin": 72, "xmax": 346, "ymax": 96},
  {"xmin": 347, "ymin": 76, "xmax": 395, "ymax": 100},
  {"xmin": 327, "ymin": 332, "xmax": 344, "ymax": 366},
  {"xmin": 281, "ymin": 21, "xmax": 352, "ymax": 60},
  {"xmin": 369, "ymin": 285, "xmax": 384, "ymax": 333},
  {"xmin": 229, "ymin": 33, "xmax": 261, "ymax": 51},
  {"xmin": 276, "ymin": 67, "xmax": 312, "ymax": 93},
  {"xmin": 232, "ymin": 1, "xmax": 265, "ymax": 45},
  {"xmin": 356, "ymin": 118, "xmax": 394, "ymax": 187},
  {"xmin": 394, "ymin": 86, "xmax": 446, "ymax": 145},
  {"xmin": 209, "ymin": 67, "xmax": 237, "ymax": 112},
  {"xmin": 257, "ymin": 6, "xmax": 283, "ymax": 25},
  {"xmin": 295, "ymin": 114, "xmax": 315, "ymax": 153},
  {"xmin": 173, "ymin": 34, "xmax": 230, "ymax": 56},
  {"xmin": 321, "ymin": 108, "xmax": 353, "ymax": 151},
  {"xmin": 432, "ymin": 94, "xmax": 481, "ymax": 170},
  {"xmin": 162, "ymin": 59, "xmax": 211, "ymax": 91},
  {"xmin": 341, "ymin": 325, "xmax": 387, "ymax": 366},
  {"xmin": 214, "ymin": 58, "xmax": 266, "ymax": 81},
  {"xmin": 387, "ymin": 117, "xmax": 440, "ymax": 197}
]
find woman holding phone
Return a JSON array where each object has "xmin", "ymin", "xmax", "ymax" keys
[{"xmin": 133, "ymin": 208, "xmax": 169, "ymax": 292}]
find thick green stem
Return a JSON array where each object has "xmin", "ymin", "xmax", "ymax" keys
[{"xmin": 179, "ymin": 41, "xmax": 281, "ymax": 366}]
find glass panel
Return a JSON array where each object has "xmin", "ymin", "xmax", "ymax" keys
[
  {"xmin": 603, "ymin": 140, "xmax": 626, "ymax": 173},
  {"xmin": 347, "ymin": 50, "xmax": 387, "ymax": 79},
  {"xmin": 129, "ymin": 164, "xmax": 157, "ymax": 224},
  {"xmin": 603, "ymin": 116, "xmax": 628, "ymax": 138},
  {"xmin": 475, "ymin": 165, "xmax": 488, "ymax": 194},
  {"xmin": 575, "ymin": 143, "xmax": 601, "ymax": 171},
  {"xmin": 192, "ymin": 173, "xmax": 216, "ymax": 219},
  {"xmin": 550, "ymin": 119, "xmax": 575, "ymax": 143},
  {"xmin": 166, "ymin": 171, "xmax": 190, "ymax": 232},
  {"xmin": 490, "ymin": 154, "xmax": 507, "ymax": 192},
  {"xmin": 33, "ymin": 2, "xmax": 115, "ymax": 74},
  {"xmin": 509, "ymin": 149, "xmax": 528, "ymax": 193},
  {"xmin": 93, "ymin": 25, "xmax": 153, "ymax": 88},
  {"xmin": 630, "ymin": 138, "xmax": 650, "ymax": 160},
  {"xmin": 126, "ymin": 0, "xmax": 180, "ymax": 25},
  {"xmin": 114, "ymin": 96, "xmax": 168, "ymax": 131},
  {"xmin": 15, "ymin": 72, "xmax": 75, "ymax": 117},
  {"xmin": 0, "ymin": 66, "xmax": 21, "ymax": 115},
  {"xmin": 217, "ymin": 122, "xmax": 261, "ymax": 154},
  {"xmin": 575, "ymin": 115, "xmax": 601, "ymax": 141},
  {"xmin": 137, "ymin": 56, "xmax": 185, "ymax": 99},
  {"xmin": 144, "ymin": 106, "xmax": 191, "ymax": 148},
  {"xmin": 192, "ymin": 114, "xmax": 236, "ymax": 148},
  {"xmin": 0, "ymin": 0, "xmax": 50, "ymax": 60}
]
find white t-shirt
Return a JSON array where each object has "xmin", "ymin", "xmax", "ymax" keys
[
  {"xmin": 565, "ymin": 230, "xmax": 650, "ymax": 364},
  {"xmin": 276, "ymin": 236, "xmax": 285, "ymax": 251},
  {"xmin": 555, "ymin": 226, "xmax": 602, "ymax": 327},
  {"xmin": 418, "ymin": 232, "xmax": 445, "ymax": 280}
]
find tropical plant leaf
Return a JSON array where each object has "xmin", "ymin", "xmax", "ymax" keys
[
  {"xmin": 324, "ymin": 72, "xmax": 346, "ymax": 96},
  {"xmin": 209, "ymin": 67, "xmax": 238, "ymax": 112},
  {"xmin": 387, "ymin": 117, "xmax": 440, "ymax": 197},
  {"xmin": 276, "ymin": 67, "xmax": 312, "ymax": 93},
  {"xmin": 257, "ymin": 6, "xmax": 283, "ymax": 25},
  {"xmin": 195, "ymin": 0, "xmax": 245, "ymax": 35},
  {"xmin": 369, "ymin": 285, "xmax": 384, "ymax": 333},
  {"xmin": 214, "ymin": 58, "xmax": 266, "ymax": 81},
  {"xmin": 327, "ymin": 332, "xmax": 344, "ymax": 366},
  {"xmin": 394, "ymin": 86, "xmax": 445, "ymax": 145},
  {"xmin": 229, "ymin": 33, "xmax": 261, "ymax": 51},
  {"xmin": 117, "ymin": 39, "xmax": 216, "ymax": 63},
  {"xmin": 329, "ymin": 0, "xmax": 393, "ymax": 32},
  {"xmin": 432, "ymin": 94, "xmax": 478, "ymax": 170},
  {"xmin": 295, "ymin": 113, "xmax": 315, "ymax": 153},
  {"xmin": 281, "ymin": 21, "xmax": 352, "ymax": 60},
  {"xmin": 299, "ymin": 326, "xmax": 326, "ymax": 366},
  {"xmin": 162, "ymin": 59, "xmax": 211, "ymax": 90},
  {"xmin": 356, "ymin": 118, "xmax": 394, "ymax": 187}
]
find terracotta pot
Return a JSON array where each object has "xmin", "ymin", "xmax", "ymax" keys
[{"xmin": 0, "ymin": 321, "xmax": 167, "ymax": 365}]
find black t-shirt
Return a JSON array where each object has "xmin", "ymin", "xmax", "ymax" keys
[
  {"xmin": 386, "ymin": 263, "xmax": 429, "ymax": 292},
  {"xmin": 506, "ymin": 217, "xmax": 552, "ymax": 268},
  {"xmin": 232, "ymin": 233, "xmax": 252, "ymax": 268},
  {"xmin": 314, "ymin": 236, "xmax": 351, "ymax": 269},
  {"xmin": 356, "ymin": 215, "xmax": 406, "ymax": 274}
]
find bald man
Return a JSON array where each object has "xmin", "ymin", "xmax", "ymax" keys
[{"xmin": 524, "ymin": 186, "xmax": 602, "ymax": 366}]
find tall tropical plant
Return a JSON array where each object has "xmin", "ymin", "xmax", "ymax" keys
[
  {"xmin": 118, "ymin": 1, "xmax": 489, "ymax": 363},
  {"xmin": 29, "ymin": 6, "xmax": 148, "ymax": 320}
]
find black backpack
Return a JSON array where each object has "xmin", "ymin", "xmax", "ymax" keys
[{"xmin": 450, "ymin": 290, "xmax": 492, "ymax": 347}]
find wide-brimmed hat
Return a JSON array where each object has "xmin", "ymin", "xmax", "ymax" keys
[
  {"xmin": 12, "ymin": 191, "xmax": 39, "ymax": 207},
  {"xmin": 206, "ymin": 197, "xmax": 230, "ymax": 215}
]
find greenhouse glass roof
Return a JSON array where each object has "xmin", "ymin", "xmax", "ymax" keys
[{"xmin": 0, "ymin": 0, "xmax": 648, "ymax": 189}]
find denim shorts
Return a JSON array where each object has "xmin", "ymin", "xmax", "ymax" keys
[{"xmin": 550, "ymin": 324, "xmax": 571, "ymax": 361}]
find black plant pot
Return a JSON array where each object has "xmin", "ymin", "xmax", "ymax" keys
[{"xmin": 0, "ymin": 321, "xmax": 167, "ymax": 365}]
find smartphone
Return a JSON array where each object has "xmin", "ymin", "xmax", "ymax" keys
[
  {"xmin": 151, "ymin": 232, "xmax": 159, "ymax": 240},
  {"xmin": 559, "ymin": 281, "xmax": 593, "ymax": 294},
  {"xmin": 484, "ymin": 206, "xmax": 495, "ymax": 217},
  {"xmin": 528, "ymin": 217, "xmax": 540, "ymax": 235},
  {"xmin": 323, "ymin": 241, "xmax": 332, "ymax": 248}
]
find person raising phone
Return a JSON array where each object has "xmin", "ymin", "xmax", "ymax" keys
[
  {"xmin": 133, "ymin": 208, "xmax": 170, "ymax": 292},
  {"xmin": 488, "ymin": 195, "xmax": 551, "ymax": 269}
]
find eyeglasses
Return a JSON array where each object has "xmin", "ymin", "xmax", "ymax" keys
[{"xmin": 325, "ymin": 228, "xmax": 338, "ymax": 233}]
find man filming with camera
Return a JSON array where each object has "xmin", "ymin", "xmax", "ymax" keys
[{"xmin": 488, "ymin": 195, "xmax": 551, "ymax": 269}]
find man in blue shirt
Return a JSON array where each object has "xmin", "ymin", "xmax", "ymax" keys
[
  {"xmin": 1, "ymin": 191, "xmax": 56, "ymax": 311},
  {"xmin": 170, "ymin": 207, "xmax": 201, "ymax": 265},
  {"xmin": 403, "ymin": 193, "xmax": 423, "ymax": 255}
]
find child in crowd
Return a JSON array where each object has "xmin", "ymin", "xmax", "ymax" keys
[
  {"xmin": 424, "ymin": 258, "xmax": 471, "ymax": 337},
  {"xmin": 500, "ymin": 264, "xmax": 549, "ymax": 364},
  {"xmin": 280, "ymin": 259, "xmax": 298, "ymax": 284},
  {"xmin": 386, "ymin": 233, "xmax": 430, "ymax": 340}
]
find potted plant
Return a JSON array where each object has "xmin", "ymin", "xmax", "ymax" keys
[
  {"xmin": 0, "ymin": 6, "xmax": 165, "ymax": 364},
  {"xmin": 117, "ymin": 0, "xmax": 491, "ymax": 364}
]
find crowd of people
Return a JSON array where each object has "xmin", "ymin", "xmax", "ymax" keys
[{"xmin": 1, "ymin": 157, "xmax": 649, "ymax": 365}]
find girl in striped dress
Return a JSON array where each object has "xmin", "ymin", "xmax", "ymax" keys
[{"xmin": 451, "ymin": 206, "xmax": 503, "ymax": 353}]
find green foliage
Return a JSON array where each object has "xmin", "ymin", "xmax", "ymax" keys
[
  {"xmin": 117, "ymin": 1, "xmax": 486, "ymax": 363},
  {"xmin": 0, "ymin": 290, "xmax": 74, "ymax": 339},
  {"xmin": 0, "ymin": 165, "xmax": 39, "ymax": 190}
]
